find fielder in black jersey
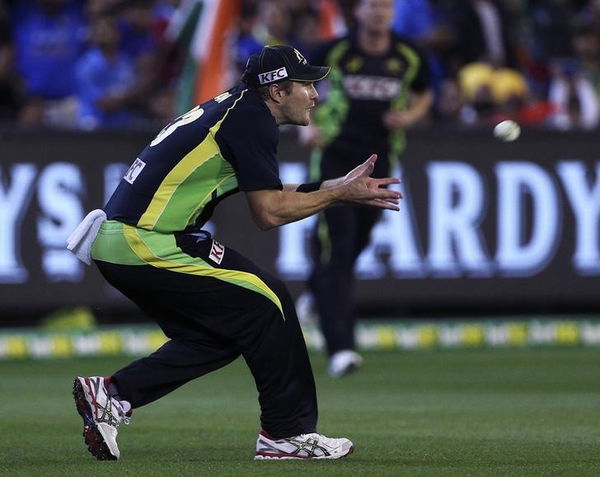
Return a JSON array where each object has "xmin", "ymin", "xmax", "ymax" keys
[
  {"xmin": 69, "ymin": 45, "xmax": 403, "ymax": 461},
  {"xmin": 302, "ymin": 0, "xmax": 433, "ymax": 377}
]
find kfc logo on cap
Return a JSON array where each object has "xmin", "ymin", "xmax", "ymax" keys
[{"xmin": 259, "ymin": 67, "xmax": 288, "ymax": 85}]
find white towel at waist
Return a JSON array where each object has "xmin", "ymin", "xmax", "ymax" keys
[{"xmin": 66, "ymin": 209, "xmax": 107, "ymax": 265}]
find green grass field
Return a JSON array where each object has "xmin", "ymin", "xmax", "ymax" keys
[{"xmin": 1, "ymin": 348, "xmax": 599, "ymax": 476}]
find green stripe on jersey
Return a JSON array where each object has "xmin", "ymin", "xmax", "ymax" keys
[
  {"xmin": 92, "ymin": 221, "xmax": 146, "ymax": 265},
  {"xmin": 138, "ymin": 135, "xmax": 237, "ymax": 231},
  {"xmin": 389, "ymin": 43, "xmax": 422, "ymax": 161},
  {"xmin": 137, "ymin": 91, "xmax": 247, "ymax": 233},
  {"xmin": 92, "ymin": 221, "xmax": 285, "ymax": 319},
  {"xmin": 123, "ymin": 226, "xmax": 285, "ymax": 320}
]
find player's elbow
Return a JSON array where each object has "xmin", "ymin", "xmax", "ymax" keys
[
  {"xmin": 256, "ymin": 218, "xmax": 276, "ymax": 231},
  {"xmin": 252, "ymin": 210, "xmax": 283, "ymax": 231},
  {"xmin": 246, "ymin": 190, "xmax": 288, "ymax": 230}
]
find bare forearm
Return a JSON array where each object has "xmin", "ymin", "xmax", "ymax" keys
[
  {"xmin": 250, "ymin": 188, "xmax": 342, "ymax": 230},
  {"xmin": 247, "ymin": 155, "xmax": 402, "ymax": 230}
]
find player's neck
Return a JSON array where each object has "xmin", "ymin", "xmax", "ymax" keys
[{"xmin": 357, "ymin": 27, "xmax": 390, "ymax": 55}]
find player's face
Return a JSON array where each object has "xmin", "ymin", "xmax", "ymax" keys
[
  {"xmin": 280, "ymin": 81, "xmax": 319, "ymax": 126},
  {"xmin": 356, "ymin": 0, "xmax": 395, "ymax": 34}
]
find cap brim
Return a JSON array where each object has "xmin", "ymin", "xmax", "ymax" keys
[{"xmin": 289, "ymin": 65, "xmax": 330, "ymax": 83}]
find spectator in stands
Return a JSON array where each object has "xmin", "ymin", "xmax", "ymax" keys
[
  {"xmin": 233, "ymin": 0, "xmax": 342, "ymax": 92},
  {"xmin": 458, "ymin": 62, "xmax": 535, "ymax": 126},
  {"xmin": 287, "ymin": 0, "xmax": 346, "ymax": 56},
  {"xmin": 233, "ymin": 2, "xmax": 263, "ymax": 79},
  {"xmin": 291, "ymin": 8, "xmax": 322, "ymax": 59},
  {"xmin": 444, "ymin": 0, "xmax": 518, "ymax": 70},
  {"xmin": 11, "ymin": 0, "xmax": 87, "ymax": 127},
  {"xmin": 458, "ymin": 62, "xmax": 496, "ymax": 125},
  {"xmin": 528, "ymin": 0, "xmax": 578, "ymax": 63},
  {"xmin": 74, "ymin": 14, "xmax": 142, "ymax": 129},
  {"xmin": 457, "ymin": 59, "xmax": 563, "ymax": 128},
  {"xmin": 488, "ymin": 67, "xmax": 557, "ymax": 127},
  {"xmin": 522, "ymin": 0, "xmax": 580, "ymax": 98},
  {"xmin": 547, "ymin": 59, "xmax": 600, "ymax": 130},
  {"xmin": 117, "ymin": 0, "xmax": 161, "ymax": 61},
  {"xmin": 572, "ymin": 23, "xmax": 600, "ymax": 101},
  {"xmin": 254, "ymin": 0, "xmax": 292, "ymax": 45},
  {"xmin": 392, "ymin": 0, "xmax": 454, "ymax": 115}
]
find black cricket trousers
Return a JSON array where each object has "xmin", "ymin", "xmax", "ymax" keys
[
  {"xmin": 309, "ymin": 146, "xmax": 388, "ymax": 356},
  {"xmin": 95, "ymin": 231, "xmax": 318, "ymax": 439}
]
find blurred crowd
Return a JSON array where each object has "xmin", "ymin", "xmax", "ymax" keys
[{"xmin": 1, "ymin": 0, "xmax": 599, "ymax": 131}]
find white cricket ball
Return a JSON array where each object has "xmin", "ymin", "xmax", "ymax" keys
[{"xmin": 493, "ymin": 120, "xmax": 521, "ymax": 142}]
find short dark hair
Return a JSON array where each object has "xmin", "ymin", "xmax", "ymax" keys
[{"xmin": 252, "ymin": 80, "xmax": 294, "ymax": 101}]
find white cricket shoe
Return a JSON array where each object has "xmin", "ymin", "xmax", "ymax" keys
[
  {"xmin": 255, "ymin": 430, "xmax": 354, "ymax": 460},
  {"xmin": 73, "ymin": 376, "xmax": 130, "ymax": 460},
  {"xmin": 328, "ymin": 350, "xmax": 363, "ymax": 378}
]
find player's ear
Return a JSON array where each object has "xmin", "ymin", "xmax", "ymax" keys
[{"xmin": 267, "ymin": 83, "xmax": 284, "ymax": 103}]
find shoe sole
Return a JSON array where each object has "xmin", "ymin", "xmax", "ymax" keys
[
  {"xmin": 330, "ymin": 361, "xmax": 362, "ymax": 378},
  {"xmin": 72, "ymin": 378, "xmax": 118, "ymax": 461},
  {"xmin": 255, "ymin": 446, "xmax": 354, "ymax": 460},
  {"xmin": 340, "ymin": 362, "xmax": 361, "ymax": 377}
]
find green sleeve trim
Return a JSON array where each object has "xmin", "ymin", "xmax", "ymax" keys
[
  {"xmin": 389, "ymin": 43, "xmax": 423, "ymax": 160},
  {"xmin": 314, "ymin": 41, "xmax": 351, "ymax": 146}
]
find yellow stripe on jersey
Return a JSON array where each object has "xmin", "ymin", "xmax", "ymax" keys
[
  {"xmin": 138, "ymin": 91, "xmax": 248, "ymax": 230},
  {"xmin": 209, "ymin": 89, "xmax": 247, "ymax": 135},
  {"xmin": 122, "ymin": 225, "xmax": 285, "ymax": 320},
  {"xmin": 138, "ymin": 135, "xmax": 220, "ymax": 229},
  {"xmin": 397, "ymin": 44, "xmax": 421, "ymax": 88}
]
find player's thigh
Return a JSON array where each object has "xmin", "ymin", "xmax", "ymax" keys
[
  {"xmin": 94, "ymin": 233, "xmax": 290, "ymax": 343},
  {"xmin": 174, "ymin": 232, "xmax": 295, "ymax": 337}
]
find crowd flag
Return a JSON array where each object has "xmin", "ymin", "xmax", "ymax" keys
[
  {"xmin": 166, "ymin": 0, "xmax": 344, "ymax": 113},
  {"xmin": 166, "ymin": 0, "xmax": 241, "ymax": 113}
]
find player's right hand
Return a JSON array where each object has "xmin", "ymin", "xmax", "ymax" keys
[{"xmin": 341, "ymin": 154, "xmax": 402, "ymax": 210}]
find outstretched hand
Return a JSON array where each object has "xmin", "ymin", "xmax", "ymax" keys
[{"xmin": 341, "ymin": 154, "xmax": 403, "ymax": 210}]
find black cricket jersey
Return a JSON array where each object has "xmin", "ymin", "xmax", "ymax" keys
[
  {"xmin": 104, "ymin": 85, "xmax": 282, "ymax": 233},
  {"xmin": 311, "ymin": 31, "xmax": 431, "ymax": 163}
]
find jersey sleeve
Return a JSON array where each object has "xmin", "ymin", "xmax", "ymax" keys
[
  {"xmin": 411, "ymin": 46, "xmax": 432, "ymax": 92},
  {"xmin": 391, "ymin": 34, "xmax": 432, "ymax": 93},
  {"xmin": 403, "ymin": 38, "xmax": 432, "ymax": 93},
  {"xmin": 216, "ymin": 100, "xmax": 283, "ymax": 192}
]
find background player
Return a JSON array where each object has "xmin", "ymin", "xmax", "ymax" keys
[{"xmin": 302, "ymin": 0, "xmax": 433, "ymax": 377}]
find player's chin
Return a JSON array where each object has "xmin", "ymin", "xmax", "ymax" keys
[{"xmin": 296, "ymin": 115, "xmax": 310, "ymax": 126}]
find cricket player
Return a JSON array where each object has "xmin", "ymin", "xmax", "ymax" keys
[
  {"xmin": 68, "ymin": 45, "xmax": 402, "ymax": 461},
  {"xmin": 303, "ymin": 0, "xmax": 433, "ymax": 377}
]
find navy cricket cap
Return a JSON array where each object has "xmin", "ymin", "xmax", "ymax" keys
[{"xmin": 242, "ymin": 45, "xmax": 330, "ymax": 89}]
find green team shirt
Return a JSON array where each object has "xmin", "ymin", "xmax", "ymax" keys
[
  {"xmin": 311, "ymin": 31, "xmax": 431, "ymax": 163},
  {"xmin": 93, "ymin": 85, "xmax": 287, "ymax": 314},
  {"xmin": 104, "ymin": 85, "xmax": 282, "ymax": 233}
]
